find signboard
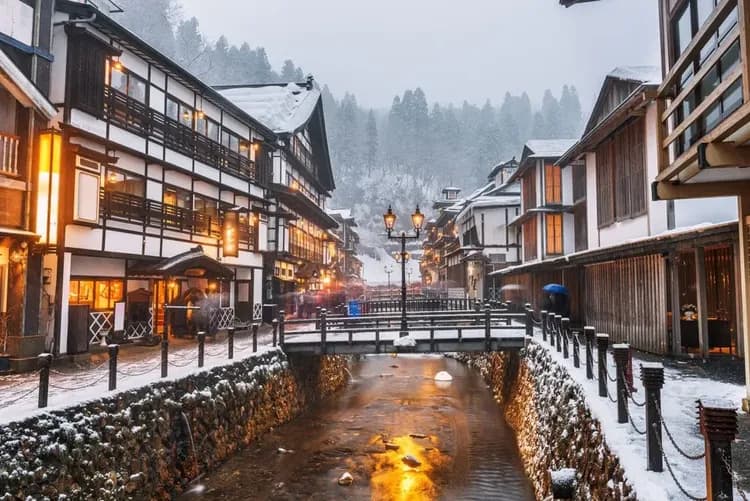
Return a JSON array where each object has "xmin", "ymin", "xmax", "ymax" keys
[{"xmin": 222, "ymin": 211, "xmax": 239, "ymax": 257}]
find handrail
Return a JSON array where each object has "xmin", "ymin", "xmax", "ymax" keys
[
  {"xmin": 285, "ymin": 324, "xmax": 520, "ymax": 337},
  {"xmin": 0, "ymin": 131, "xmax": 20, "ymax": 176}
]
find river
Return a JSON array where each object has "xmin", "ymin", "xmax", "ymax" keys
[{"xmin": 181, "ymin": 354, "xmax": 534, "ymax": 500}]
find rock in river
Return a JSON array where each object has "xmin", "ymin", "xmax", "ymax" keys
[
  {"xmin": 338, "ymin": 472, "xmax": 354, "ymax": 486},
  {"xmin": 401, "ymin": 455, "xmax": 421, "ymax": 468}
]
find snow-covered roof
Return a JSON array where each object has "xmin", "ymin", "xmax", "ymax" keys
[
  {"xmin": 217, "ymin": 83, "xmax": 320, "ymax": 134},
  {"xmin": 0, "ymin": 49, "xmax": 57, "ymax": 120},
  {"xmin": 442, "ymin": 186, "xmax": 461, "ymax": 192},
  {"xmin": 525, "ymin": 139, "xmax": 578, "ymax": 158},
  {"xmin": 608, "ymin": 65, "xmax": 661, "ymax": 85},
  {"xmin": 327, "ymin": 208, "xmax": 353, "ymax": 219}
]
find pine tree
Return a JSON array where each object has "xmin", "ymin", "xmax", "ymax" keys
[
  {"xmin": 560, "ymin": 85, "xmax": 583, "ymax": 137},
  {"xmin": 174, "ymin": 18, "xmax": 208, "ymax": 75},
  {"xmin": 281, "ymin": 60, "xmax": 298, "ymax": 81},
  {"xmin": 365, "ymin": 110, "xmax": 378, "ymax": 172},
  {"xmin": 540, "ymin": 89, "xmax": 562, "ymax": 139}
]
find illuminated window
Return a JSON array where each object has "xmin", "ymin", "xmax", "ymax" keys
[
  {"xmin": 544, "ymin": 163, "xmax": 561, "ymax": 205},
  {"xmin": 69, "ymin": 278, "xmax": 123, "ymax": 310},
  {"xmin": 545, "ymin": 213, "xmax": 563, "ymax": 256}
]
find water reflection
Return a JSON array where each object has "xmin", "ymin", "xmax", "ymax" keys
[{"xmin": 181, "ymin": 355, "xmax": 533, "ymax": 500}]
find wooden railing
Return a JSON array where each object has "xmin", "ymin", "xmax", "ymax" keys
[
  {"xmin": 100, "ymin": 190, "xmax": 256, "ymax": 246},
  {"xmin": 0, "ymin": 132, "xmax": 20, "ymax": 177},
  {"xmin": 104, "ymin": 87, "xmax": 260, "ymax": 182}
]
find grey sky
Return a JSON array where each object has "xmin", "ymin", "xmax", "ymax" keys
[{"xmin": 178, "ymin": 0, "xmax": 659, "ymax": 111}]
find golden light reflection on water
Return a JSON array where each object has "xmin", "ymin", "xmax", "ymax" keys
[{"xmin": 369, "ymin": 434, "xmax": 448, "ymax": 501}]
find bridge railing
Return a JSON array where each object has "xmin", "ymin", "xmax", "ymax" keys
[{"xmin": 342, "ymin": 298, "xmax": 504, "ymax": 315}]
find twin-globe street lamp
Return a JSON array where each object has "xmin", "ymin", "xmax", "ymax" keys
[{"xmin": 383, "ymin": 204, "xmax": 425, "ymax": 337}]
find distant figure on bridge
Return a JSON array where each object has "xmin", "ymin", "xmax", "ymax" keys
[{"xmin": 542, "ymin": 283, "xmax": 570, "ymax": 317}]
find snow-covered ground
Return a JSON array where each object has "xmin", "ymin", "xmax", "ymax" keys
[
  {"xmin": 359, "ymin": 246, "xmax": 420, "ymax": 285},
  {"xmin": 0, "ymin": 336, "xmax": 276, "ymax": 426},
  {"xmin": 533, "ymin": 328, "xmax": 747, "ymax": 500}
]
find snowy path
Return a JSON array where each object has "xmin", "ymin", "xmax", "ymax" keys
[
  {"xmin": 0, "ymin": 330, "xmax": 277, "ymax": 426},
  {"xmin": 533, "ymin": 327, "xmax": 748, "ymax": 500}
]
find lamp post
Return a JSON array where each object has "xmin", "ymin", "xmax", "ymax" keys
[
  {"xmin": 384, "ymin": 265, "xmax": 393, "ymax": 298},
  {"xmin": 383, "ymin": 205, "xmax": 424, "ymax": 337}
]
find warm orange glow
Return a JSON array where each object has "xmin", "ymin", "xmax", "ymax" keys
[
  {"xmin": 369, "ymin": 435, "xmax": 445, "ymax": 501},
  {"xmin": 411, "ymin": 205, "xmax": 424, "ymax": 231},
  {"xmin": 36, "ymin": 130, "xmax": 62, "ymax": 245},
  {"xmin": 383, "ymin": 205, "xmax": 397, "ymax": 232},
  {"xmin": 111, "ymin": 57, "xmax": 124, "ymax": 71}
]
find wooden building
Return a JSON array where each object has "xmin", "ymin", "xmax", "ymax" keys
[
  {"xmin": 46, "ymin": 1, "xmax": 277, "ymax": 353},
  {"xmin": 0, "ymin": 0, "xmax": 58, "ymax": 369}
]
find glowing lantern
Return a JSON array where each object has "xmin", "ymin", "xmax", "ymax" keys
[{"xmin": 36, "ymin": 130, "xmax": 62, "ymax": 247}]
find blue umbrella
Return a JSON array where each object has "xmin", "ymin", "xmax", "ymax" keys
[{"xmin": 543, "ymin": 283, "xmax": 569, "ymax": 295}]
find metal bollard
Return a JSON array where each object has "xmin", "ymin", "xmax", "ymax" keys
[
  {"xmin": 584, "ymin": 326, "xmax": 595, "ymax": 379},
  {"xmin": 555, "ymin": 315, "xmax": 563, "ymax": 353},
  {"xmin": 613, "ymin": 344, "xmax": 630, "ymax": 424},
  {"xmin": 271, "ymin": 319, "xmax": 278, "ymax": 347},
  {"xmin": 572, "ymin": 329, "xmax": 580, "ymax": 368},
  {"xmin": 252, "ymin": 323, "xmax": 258, "ymax": 352},
  {"xmin": 561, "ymin": 317, "xmax": 570, "ymax": 359},
  {"xmin": 525, "ymin": 304, "xmax": 533, "ymax": 337},
  {"xmin": 698, "ymin": 399, "xmax": 738, "ymax": 501},
  {"xmin": 108, "ymin": 344, "xmax": 119, "ymax": 391},
  {"xmin": 484, "ymin": 304, "xmax": 492, "ymax": 352},
  {"xmin": 375, "ymin": 329, "xmax": 380, "ymax": 354},
  {"xmin": 320, "ymin": 309, "xmax": 328, "ymax": 355},
  {"xmin": 541, "ymin": 309, "xmax": 548, "ymax": 341},
  {"xmin": 227, "ymin": 327, "xmax": 234, "ymax": 359},
  {"xmin": 278, "ymin": 310, "xmax": 285, "ymax": 349},
  {"xmin": 641, "ymin": 362, "xmax": 664, "ymax": 472},
  {"xmin": 596, "ymin": 334, "xmax": 609, "ymax": 398},
  {"xmin": 197, "ymin": 332, "xmax": 205, "ymax": 368},
  {"xmin": 548, "ymin": 312, "xmax": 556, "ymax": 348},
  {"xmin": 161, "ymin": 338, "xmax": 169, "ymax": 378},
  {"xmin": 549, "ymin": 468, "xmax": 577, "ymax": 500},
  {"xmin": 37, "ymin": 353, "xmax": 52, "ymax": 408}
]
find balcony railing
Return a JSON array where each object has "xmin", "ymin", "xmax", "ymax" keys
[
  {"xmin": 100, "ymin": 190, "xmax": 257, "ymax": 247},
  {"xmin": 104, "ymin": 88, "xmax": 262, "ymax": 183},
  {"xmin": 0, "ymin": 132, "xmax": 20, "ymax": 177}
]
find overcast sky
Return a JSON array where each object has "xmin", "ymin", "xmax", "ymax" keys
[{"xmin": 178, "ymin": 0, "xmax": 660, "ymax": 111}]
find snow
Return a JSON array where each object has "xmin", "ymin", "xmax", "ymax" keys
[
  {"xmin": 549, "ymin": 467, "xmax": 577, "ymax": 488},
  {"xmin": 393, "ymin": 335, "xmax": 417, "ymax": 347},
  {"xmin": 530, "ymin": 327, "xmax": 748, "ymax": 500},
  {"xmin": 0, "ymin": 340, "xmax": 278, "ymax": 426},
  {"xmin": 217, "ymin": 83, "xmax": 320, "ymax": 134},
  {"xmin": 525, "ymin": 139, "xmax": 578, "ymax": 159},
  {"xmin": 608, "ymin": 66, "xmax": 662, "ymax": 85},
  {"xmin": 433, "ymin": 371, "xmax": 453, "ymax": 382},
  {"xmin": 358, "ymin": 246, "xmax": 420, "ymax": 286}
]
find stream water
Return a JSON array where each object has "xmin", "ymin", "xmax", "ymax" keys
[{"xmin": 181, "ymin": 355, "xmax": 534, "ymax": 500}]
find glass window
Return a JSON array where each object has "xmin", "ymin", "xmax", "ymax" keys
[
  {"xmin": 222, "ymin": 130, "xmax": 240, "ymax": 152},
  {"xmin": 179, "ymin": 104, "xmax": 194, "ymax": 128},
  {"xmin": 166, "ymin": 98, "xmax": 179, "ymax": 121},
  {"xmin": 128, "ymin": 75, "xmax": 147, "ymax": 103},
  {"xmin": 69, "ymin": 279, "xmax": 123, "ymax": 310},
  {"xmin": 207, "ymin": 120, "xmax": 220, "ymax": 142},
  {"xmin": 545, "ymin": 213, "xmax": 563, "ymax": 255},
  {"xmin": 193, "ymin": 194, "xmax": 218, "ymax": 218},
  {"xmin": 105, "ymin": 169, "xmax": 145, "ymax": 196},
  {"xmin": 544, "ymin": 164, "xmax": 561, "ymax": 204},
  {"xmin": 696, "ymin": 0, "xmax": 716, "ymax": 29},
  {"xmin": 674, "ymin": 4, "xmax": 693, "ymax": 58},
  {"xmin": 164, "ymin": 187, "xmax": 191, "ymax": 208},
  {"xmin": 195, "ymin": 114, "xmax": 207, "ymax": 136},
  {"xmin": 110, "ymin": 67, "xmax": 128, "ymax": 94}
]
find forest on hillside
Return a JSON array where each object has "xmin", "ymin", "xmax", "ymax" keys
[{"xmin": 112, "ymin": 0, "xmax": 583, "ymax": 247}]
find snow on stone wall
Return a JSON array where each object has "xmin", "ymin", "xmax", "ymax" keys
[
  {"xmin": 458, "ymin": 343, "xmax": 636, "ymax": 500},
  {"xmin": 0, "ymin": 350, "xmax": 348, "ymax": 500}
]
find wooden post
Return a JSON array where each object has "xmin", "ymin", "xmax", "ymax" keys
[
  {"xmin": 197, "ymin": 332, "xmax": 205, "ymax": 368},
  {"xmin": 161, "ymin": 338, "xmax": 168, "ymax": 378},
  {"xmin": 348, "ymin": 330, "xmax": 353, "ymax": 345},
  {"xmin": 549, "ymin": 313, "xmax": 556, "ymax": 348},
  {"xmin": 613, "ymin": 343, "xmax": 629, "ymax": 424},
  {"xmin": 669, "ymin": 252, "xmax": 683, "ymax": 355},
  {"xmin": 485, "ymin": 304, "xmax": 492, "ymax": 352},
  {"xmin": 555, "ymin": 315, "xmax": 563, "ymax": 353},
  {"xmin": 572, "ymin": 329, "xmax": 580, "ymax": 368},
  {"xmin": 698, "ymin": 399, "xmax": 739, "ymax": 501},
  {"xmin": 37, "ymin": 353, "xmax": 52, "ymax": 408},
  {"xmin": 430, "ymin": 317, "xmax": 435, "ymax": 352},
  {"xmin": 585, "ymin": 326, "xmax": 595, "ymax": 380},
  {"xmin": 541, "ymin": 309, "xmax": 548, "ymax": 341},
  {"xmin": 695, "ymin": 246, "xmax": 709, "ymax": 358},
  {"xmin": 320, "ymin": 309, "xmax": 328, "ymax": 355},
  {"xmin": 271, "ymin": 319, "xmax": 278, "ymax": 347},
  {"xmin": 108, "ymin": 344, "xmax": 119, "ymax": 391},
  {"xmin": 561, "ymin": 317, "xmax": 570, "ymax": 359},
  {"xmin": 739, "ymin": 193, "xmax": 750, "ymax": 411},
  {"xmin": 315, "ymin": 306, "xmax": 321, "ymax": 329},
  {"xmin": 525, "ymin": 304, "xmax": 533, "ymax": 337},
  {"xmin": 278, "ymin": 310, "xmax": 285, "ymax": 349},
  {"xmin": 227, "ymin": 327, "xmax": 235, "ymax": 359},
  {"xmin": 252, "ymin": 323, "xmax": 258, "ymax": 352},
  {"xmin": 641, "ymin": 362, "xmax": 664, "ymax": 472},
  {"xmin": 597, "ymin": 334, "xmax": 609, "ymax": 398},
  {"xmin": 375, "ymin": 329, "xmax": 380, "ymax": 354}
]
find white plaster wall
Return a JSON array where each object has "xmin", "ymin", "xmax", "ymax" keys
[
  {"xmin": 561, "ymin": 166, "xmax": 573, "ymax": 206},
  {"xmin": 222, "ymin": 174, "xmax": 247, "ymax": 192},
  {"xmin": 166, "ymin": 78, "xmax": 193, "ymax": 106},
  {"xmin": 147, "ymin": 141, "xmax": 164, "ymax": 160},
  {"xmin": 253, "ymin": 268, "xmax": 263, "ymax": 307},
  {"xmin": 0, "ymin": 0, "xmax": 33, "ymax": 45},
  {"xmin": 70, "ymin": 109, "xmax": 107, "ymax": 138},
  {"xmin": 150, "ymin": 66, "xmax": 166, "ymax": 89},
  {"xmin": 164, "ymin": 169, "xmax": 191, "ymax": 190},
  {"xmin": 598, "ymin": 216, "xmax": 650, "ymax": 245},
  {"xmin": 65, "ymin": 225, "xmax": 103, "ymax": 251},
  {"xmin": 109, "ymin": 126, "xmax": 146, "ymax": 154},
  {"xmin": 193, "ymin": 180, "xmax": 219, "ymax": 199},
  {"xmin": 119, "ymin": 47, "xmax": 148, "ymax": 80},
  {"xmin": 563, "ymin": 212, "xmax": 575, "ymax": 254},
  {"xmin": 193, "ymin": 162, "xmax": 219, "ymax": 183},
  {"xmin": 585, "ymin": 152, "xmax": 599, "ymax": 250},
  {"xmin": 59, "ymin": 252, "xmax": 72, "ymax": 354},
  {"xmin": 104, "ymin": 231, "xmax": 143, "ymax": 255},
  {"xmin": 149, "ymin": 87, "xmax": 165, "ymax": 112},
  {"xmin": 222, "ymin": 113, "xmax": 249, "ymax": 138},
  {"xmin": 258, "ymin": 220, "xmax": 268, "ymax": 251},
  {"xmin": 115, "ymin": 151, "xmax": 146, "ymax": 176},
  {"xmin": 146, "ymin": 180, "xmax": 162, "ymax": 201},
  {"xmin": 164, "ymin": 149, "xmax": 192, "ymax": 172},
  {"xmin": 674, "ymin": 196, "xmax": 738, "ymax": 228},
  {"xmin": 50, "ymin": 17, "xmax": 69, "ymax": 104}
]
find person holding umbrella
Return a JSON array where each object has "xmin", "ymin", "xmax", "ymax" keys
[{"xmin": 542, "ymin": 283, "xmax": 570, "ymax": 317}]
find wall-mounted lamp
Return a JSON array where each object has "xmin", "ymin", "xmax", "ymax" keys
[
  {"xmin": 111, "ymin": 56, "xmax": 124, "ymax": 72},
  {"xmin": 36, "ymin": 129, "xmax": 62, "ymax": 248}
]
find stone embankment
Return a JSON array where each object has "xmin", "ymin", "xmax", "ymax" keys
[
  {"xmin": 458, "ymin": 342, "xmax": 636, "ymax": 500},
  {"xmin": 0, "ymin": 349, "xmax": 348, "ymax": 500}
]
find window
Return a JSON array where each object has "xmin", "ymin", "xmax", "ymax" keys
[
  {"xmin": 109, "ymin": 66, "xmax": 146, "ymax": 104},
  {"xmin": 574, "ymin": 205, "xmax": 587, "ymax": 252},
  {"xmin": 166, "ymin": 96, "xmax": 194, "ymax": 128},
  {"xmin": 572, "ymin": 163, "xmax": 586, "ymax": 203},
  {"xmin": 104, "ymin": 168, "xmax": 144, "ymax": 197},
  {"xmin": 69, "ymin": 278, "xmax": 124, "ymax": 310},
  {"xmin": 544, "ymin": 163, "xmax": 561, "ymax": 204},
  {"xmin": 522, "ymin": 170, "xmax": 537, "ymax": 211},
  {"xmin": 221, "ymin": 129, "xmax": 241, "ymax": 153},
  {"xmin": 545, "ymin": 213, "xmax": 562, "ymax": 256},
  {"xmin": 596, "ymin": 117, "xmax": 646, "ymax": 226},
  {"xmin": 163, "ymin": 186, "xmax": 191, "ymax": 208}
]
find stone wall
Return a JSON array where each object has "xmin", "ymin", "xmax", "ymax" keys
[
  {"xmin": 459, "ymin": 342, "xmax": 636, "ymax": 500},
  {"xmin": 0, "ymin": 349, "xmax": 348, "ymax": 500}
]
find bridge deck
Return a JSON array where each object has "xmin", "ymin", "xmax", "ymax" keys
[{"xmin": 282, "ymin": 327, "xmax": 527, "ymax": 355}]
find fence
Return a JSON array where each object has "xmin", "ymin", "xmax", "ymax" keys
[{"xmin": 527, "ymin": 306, "xmax": 744, "ymax": 501}]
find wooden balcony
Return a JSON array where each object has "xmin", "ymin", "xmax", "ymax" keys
[
  {"xmin": 103, "ymin": 87, "xmax": 260, "ymax": 184},
  {"xmin": 656, "ymin": 0, "xmax": 750, "ymax": 191},
  {"xmin": 0, "ymin": 132, "xmax": 20, "ymax": 177}
]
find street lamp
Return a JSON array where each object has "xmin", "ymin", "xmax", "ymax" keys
[
  {"xmin": 383, "ymin": 204, "xmax": 424, "ymax": 337},
  {"xmin": 384, "ymin": 265, "xmax": 393, "ymax": 298}
]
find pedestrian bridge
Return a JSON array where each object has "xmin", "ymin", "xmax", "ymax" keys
[{"xmin": 278, "ymin": 309, "xmax": 530, "ymax": 355}]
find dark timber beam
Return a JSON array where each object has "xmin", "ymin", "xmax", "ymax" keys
[
  {"xmin": 698, "ymin": 142, "xmax": 750, "ymax": 169},
  {"xmin": 652, "ymin": 180, "xmax": 750, "ymax": 201}
]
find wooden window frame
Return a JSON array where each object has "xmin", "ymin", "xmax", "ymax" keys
[
  {"xmin": 545, "ymin": 213, "xmax": 563, "ymax": 256},
  {"xmin": 544, "ymin": 163, "xmax": 562, "ymax": 205}
]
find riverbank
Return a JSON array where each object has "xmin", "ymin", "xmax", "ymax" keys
[
  {"xmin": 0, "ymin": 349, "xmax": 348, "ymax": 500},
  {"xmin": 456, "ymin": 344, "xmax": 636, "ymax": 500}
]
